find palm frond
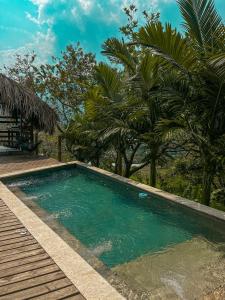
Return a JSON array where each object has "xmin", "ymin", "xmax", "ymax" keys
[
  {"xmin": 102, "ymin": 38, "xmax": 137, "ymax": 73},
  {"xmin": 209, "ymin": 53, "xmax": 225, "ymax": 79},
  {"xmin": 177, "ymin": 0, "xmax": 225, "ymax": 52},
  {"xmin": 95, "ymin": 63, "xmax": 122, "ymax": 100},
  {"xmin": 137, "ymin": 22, "xmax": 196, "ymax": 73}
]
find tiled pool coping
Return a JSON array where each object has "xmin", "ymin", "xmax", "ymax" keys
[{"xmin": 0, "ymin": 160, "xmax": 225, "ymax": 299}]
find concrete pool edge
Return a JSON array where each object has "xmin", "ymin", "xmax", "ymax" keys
[
  {"xmin": 0, "ymin": 182, "xmax": 125, "ymax": 300},
  {"xmin": 1, "ymin": 159, "xmax": 225, "ymax": 223},
  {"xmin": 1, "ymin": 160, "xmax": 225, "ymax": 299}
]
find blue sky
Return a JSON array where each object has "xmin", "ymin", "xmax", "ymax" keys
[{"xmin": 0, "ymin": 0, "xmax": 224, "ymax": 67}]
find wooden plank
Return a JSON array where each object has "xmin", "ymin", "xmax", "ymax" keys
[
  {"xmin": 31, "ymin": 285, "xmax": 80, "ymax": 300},
  {"xmin": 0, "ymin": 221, "xmax": 21, "ymax": 229},
  {"xmin": 0, "ymin": 253, "xmax": 49, "ymax": 271},
  {"xmin": 0, "ymin": 208, "xmax": 9, "ymax": 213},
  {"xmin": 0, "ymin": 209, "xmax": 11, "ymax": 213},
  {"xmin": 0, "ymin": 271, "xmax": 65, "ymax": 296},
  {"xmin": 0, "ymin": 235, "xmax": 34, "ymax": 247},
  {"xmin": 0, "ymin": 264, "xmax": 59, "ymax": 286},
  {"xmin": 0, "ymin": 206, "xmax": 11, "ymax": 211},
  {"xmin": 0, "ymin": 120, "xmax": 17, "ymax": 124},
  {"xmin": 0, "ymin": 278, "xmax": 72, "ymax": 300},
  {"xmin": 0, "ymin": 116, "xmax": 16, "ymax": 119},
  {"xmin": 0, "ymin": 213, "xmax": 15, "ymax": 219},
  {"xmin": 0, "ymin": 204, "xmax": 8, "ymax": 208},
  {"xmin": 0, "ymin": 207, "xmax": 12, "ymax": 211},
  {"xmin": 0, "ymin": 248, "xmax": 45, "ymax": 264},
  {"xmin": 0, "ymin": 225, "xmax": 25, "ymax": 234},
  {"xmin": 0, "ymin": 239, "xmax": 37, "ymax": 252},
  {"xmin": 0, "ymin": 228, "xmax": 29, "ymax": 238},
  {"xmin": 0, "ymin": 244, "xmax": 41, "ymax": 258},
  {"xmin": 0, "ymin": 206, "xmax": 10, "ymax": 211},
  {"xmin": 0, "ymin": 203, "xmax": 9, "ymax": 208},
  {"xmin": 0, "ymin": 218, "xmax": 18, "ymax": 225},
  {"xmin": 0, "ymin": 201, "xmax": 84, "ymax": 300},
  {"xmin": 0, "ymin": 216, "xmax": 16, "ymax": 222},
  {"xmin": 0, "ymin": 258, "xmax": 54, "ymax": 279},
  {"xmin": 0, "ymin": 232, "xmax": 30, "ymax": 242}
]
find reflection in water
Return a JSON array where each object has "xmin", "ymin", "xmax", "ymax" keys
[{"xmin": 5, "ymin": 167, "xmax": 225, "ymax": 299}]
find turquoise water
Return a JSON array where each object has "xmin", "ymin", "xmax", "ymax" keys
[{"xmin": 5, "ymin": 167, "xmax": 225, "ymax": 268}]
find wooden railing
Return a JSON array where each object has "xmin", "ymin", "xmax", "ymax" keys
[{"xmin": 0, "ymin": 116, "xmax": 33, "ymax": 149}]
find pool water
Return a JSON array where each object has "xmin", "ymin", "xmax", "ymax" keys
[{"xmin": 5, "ymin": 166, "xmax": 225, "ymax": 299}]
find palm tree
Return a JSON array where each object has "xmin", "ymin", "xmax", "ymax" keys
[
  {"xmin": 136, "ymin": 0, "xmax": 225, "ymax": 204},
  {"xmin": 102, "ymin": 39, "xmax": 174, "ymax": 186},
  {"xmin": 87, "ymin": 63, "xmax": 145, "ymax": 177}
]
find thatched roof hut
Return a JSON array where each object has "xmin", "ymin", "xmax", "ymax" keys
[{"xmin": 0, "ymin": 73, "xmax": 58, "ymax": 134}]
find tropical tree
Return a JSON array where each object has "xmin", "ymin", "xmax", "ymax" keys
[
  {"xmin": 2, "ymin": 53, "xmax": 37, "ymax": 91},
  {"xmin": 136, "ymin": 0, "xmax": 225, "ymax": 204},
  {"xmin": 84, "ymin": 63, "xmax": 146, "ymax": 176},
  {"xmin": 35, "ymin": 44, "xmax": 96, "ymax": 124},
  {"xmin": 102, "ymin": 36, "xmax": 174, "ymax": 186}
]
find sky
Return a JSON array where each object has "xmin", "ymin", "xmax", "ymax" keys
[{"xmin": 0, "ymin": 0, "xmax": 224, "ymax": 67}]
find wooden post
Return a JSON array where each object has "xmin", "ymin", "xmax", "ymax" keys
[
  {"xmin": 8, "ymin": 130, "xmax": 10, "ymax": 148},
  {"xmin": 30, "ymin": 118, "xmax": 34, "ymax": 144},
  {"xmin": 58, "ymin": 135, "xmax": 62, "ymax": 162},
  {"xmin": 20, "ymin": 113, "xmax": 23, "ymax": 139},
  {"xmin": 34, "ymin": 132, "xmax": 39, "ymax": 155}
]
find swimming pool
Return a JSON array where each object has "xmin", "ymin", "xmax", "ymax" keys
[{"xmin": 4, "ymin": 165, "xmax": 225, "ymax": 299}]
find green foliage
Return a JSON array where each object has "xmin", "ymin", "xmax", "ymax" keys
[
  {"xmin": 211, "ymin": 189, "xmax": 225, "ymax": 206},
  {"xmin": 3, "ymin": 0, "xmax": 225, "ymax": 209},
  {"xmin": 2, "ymin": 53, "xmax": 37, "ymax": 91},
  {"xmin": 35, "ymin": 44, "xmax": 96, "ymax": 124}
]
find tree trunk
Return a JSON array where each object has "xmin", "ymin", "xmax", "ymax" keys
[
  {"xmin": 150, "ymin": 157, "xmax": 156, "ymax": 187},
  {"xmin": 202, "ymin": 167, "xmax": 213, "ymax": 206},
  {"xmin": 115, "ymin": 152, "xmax": 123, "ymax": 175},
  {"xmin": 124, "ymin": 161, "xmax": 131, "ymax": 178},
  {"xmin": 95, "ymin": 155, "xmax": 100, "ymax": 168},
  {"xmin": 123, "ymin": 143, "xmax": 141, "ymax": 178},
  {"xmin": 57, "ymin": 135, "xmax": 62, "ymax": 162}
]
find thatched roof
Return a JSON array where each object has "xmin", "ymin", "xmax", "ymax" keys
[{"xmin": 0, "ymin": 73, "xmax": 58, "ymax": 134}]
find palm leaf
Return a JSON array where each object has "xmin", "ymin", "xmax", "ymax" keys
[
  {"xmin": 102, "ymin": 38, "xmax": 137, "ymax": 73},
  {"xmin": 95, "ymin": 63, "xmax": 122, "ymax": 100},
  {"xmin": 177, "ymin": 0, "xmax": 224, "ymax": 52},
  {"xmin": 209, "ymin": 53, "xmax": 225, "ymax": 79},
  {"xmin": 137, "ymin": 22, "xmax": 196, "ymax": 73}
]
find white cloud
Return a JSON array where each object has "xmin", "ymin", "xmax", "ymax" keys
[
  {"xmin": 0, "ymin": 25, "xmax": 30, "ymax": 35},
  {"xmin": 27, "ymin": 0, "xmax": 53, "ymax": 25},
  {"xmin": 25, "ymin": 12, "xmax": 41, "ymax": 25},
  {"xmin": 2, "ymin": 0, "xmax": 177, "ymax": 69},
  {"xmin": 0, "ymin": 28, "xmax": 55, "ymax": 68},
  {"xmin": 78, "ymin": 0, "xmax": 93, "ymax": 13}
]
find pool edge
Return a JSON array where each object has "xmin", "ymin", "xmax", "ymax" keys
[
  {"xmin": 0, "ymin": 181, "xmax": 125, "ymax": 300},
  {"xmin": 1, "ymin": 159, "xmax": 225, "ymax": 223},
  {"xmin": 75, "ymin": 161, "xmax": 225, "ymax": 223}
]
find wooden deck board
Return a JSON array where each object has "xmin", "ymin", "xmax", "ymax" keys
[
  {"xmin": 0, "ymin": 271, "xmax": 65, "ymax": 295},
  {"xmin": 0, "ymin": 235, "xmax": 34, "ymax": 247},
  {"xmin": 0, "ymin": 200, "xmax": 85, "ymax": 300},
  {"xmin": 0, "ymin": 253, "xmax": 50, "ymax": 271},
  {"xmin": 0, "ymin": 249, "xmax": 46, "ymax": 264}
]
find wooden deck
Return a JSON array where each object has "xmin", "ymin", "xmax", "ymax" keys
[
  {"xmin": 0, "ymin": 198, "xmax": 85, "ymax": 300},
  {"xmin": 0, "ymin": 155, "xmax": 60, "ymax": 176}
]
